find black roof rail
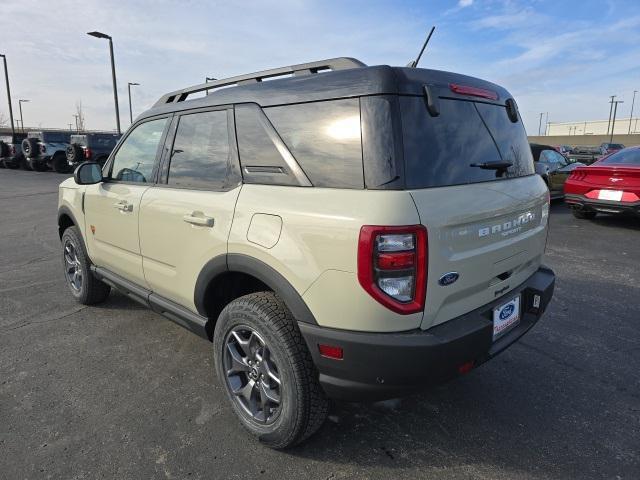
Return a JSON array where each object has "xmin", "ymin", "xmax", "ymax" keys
[{"xmin": 153, "ymin": 57, "xmax": 367, "ymax": 107}]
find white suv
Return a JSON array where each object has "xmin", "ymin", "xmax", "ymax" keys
[{"xmin": 58, "ymin": 58, "xmax": 555, "ymax": 448}]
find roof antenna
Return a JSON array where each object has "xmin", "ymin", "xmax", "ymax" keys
[{"xmin": 407, "ymin": 26, "xmax": 436, "ymax": 68}]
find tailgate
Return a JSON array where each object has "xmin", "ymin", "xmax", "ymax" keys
[{"xmin": 411, "ymin": 176, "xmax": 549, "ymax": 329}]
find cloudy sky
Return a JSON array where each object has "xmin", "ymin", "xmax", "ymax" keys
[{"xmin": 1, "ymin": 0, "xmax": 639, "ymax": 135}]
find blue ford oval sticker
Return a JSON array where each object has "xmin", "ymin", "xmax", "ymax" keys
[
  {"xmin": 438, "ymin": 272, "xmax": 459, "ymax": 286},
  {"xmin": 499, "ymin": 303, "xmax": 515, "ymax": 320}
]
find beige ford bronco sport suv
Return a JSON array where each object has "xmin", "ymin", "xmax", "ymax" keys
[{"xmin": 58, "ymin": 57, "xmax": 555, "ymax": 448}]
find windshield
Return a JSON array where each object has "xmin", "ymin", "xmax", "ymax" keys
[
  {"xmin": 402, "ymin": 98, "xmax": 534, "ymax": 188},
  {"xmin": 600, "ymin": 149, "xmax": 640, "ymax": 165},
  {"xmin": 608, "ymin": 144, "xmax": 624, "ymax": 149}
]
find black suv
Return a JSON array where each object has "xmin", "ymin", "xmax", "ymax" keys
[
  {"xmin": 22, "ymin": 131, "xmax": 72, "ymax": 172},
  {"xmin": 0, "ymin": 133, "xmax": 27, "ymax": 169},
  {"xmin": 66, "ymin": 133, "xmax": 121, "ymax": 168}
]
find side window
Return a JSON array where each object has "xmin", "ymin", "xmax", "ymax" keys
[
  {"xmin": 265, "ymin": 99, "xmax": 364, "ymax": 189},
  {"xmin": 235, "ymin": 104, "xmax": 302, "ymax": 187},
  {"xmin": 167, "ymin": 110, "xmax": 233, "ymax": 190},
  {"xmin": 109, "ymin": 118, "xmax": 167, "ymax": 183},
  {"xmin": 540, "ymin": 149, "xmax": 567, "ymax": 166}
]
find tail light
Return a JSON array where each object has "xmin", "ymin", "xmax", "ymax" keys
[
  {"xmin": 84, "ymin": 148, "xmax": 92, "ymax": 159},
  {"xmin": 39, "ymin": 144, "xmax": 46, "ymax": 153},
  {"xmin": 449, "ymin": 83, "xmax": 499, "ymax": 101},
  {"xmin": 10, "ymin": 145, "xmax": 16, "ymax": 155},
  {"xmin": 357, "ymin": 225, "xmax": 427, "ymax": 314}
]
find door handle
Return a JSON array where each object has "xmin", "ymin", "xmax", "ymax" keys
[
  {"xmin": 183, "ymin": 212, "xmax": 214, "ymax": 227},
  {"xmin": 113, "ymin": 201, "xmax": 133, "ymax": 212}
]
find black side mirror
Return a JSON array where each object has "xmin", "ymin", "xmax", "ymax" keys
[{"xmin": 74, "ymin": 162, "xmax": 103, "ymax": 185}]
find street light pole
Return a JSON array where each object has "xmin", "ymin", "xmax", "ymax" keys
[
  {"xmin": 606, "ymin": 95, "xmax": 616, "ymax": 136},
  {"xmin": 18, "ymin": 99, "xmax": 29, "ymax": 133},
  {"xmin": 538, "ymin": 112, "xmax": 543, "ymax": 136},
  {"xmin": 0, "ymin": 54, "xmax": 15, "ymax": 137},
  {"xmin": 127, "ymin": 82, "xmax": 139, "ymax": 124},
  {"xmin": 544, "ymin": 112, "xmax": 549, "ymax": 136},
  {"xmin": 629, "ymin": 90, "xmax": 637, "ymax": 135},
  {"xmin": 205, "ymin": 76, "xmax": 216, "ymax": 96},
  {"xmin": 87, "ymin": 31, "xmax": 121, "ymax": 134},
  {"xmin": 610, "ymin": 100, "xmax": 623, "ymax": 143}
]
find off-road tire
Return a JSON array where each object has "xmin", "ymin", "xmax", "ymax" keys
[
  {"xmin": 61, "ymin": 226, "xmax": 111, "ymax": 305},
  {"xmin": 66, "ymin": 144, "xmax": 83, "ymax": 164},
  {"xmin": 20, "ymin": 155, "xmax": 31, "ymax": 170},
  {"xmin": 213, "ymin": 292, "xmax": 328, "ymax": 449},
  {"xmin": 52, "ymin": 152, "xmax": 70, "ymax": 173},
  {"xmin": 29, "ymin": 158, "xmax": 47, "ymax": 172},
  {"xmin": 22, "ymin": 137, "xmax": 39, "ymax": 158},
  {"xmin": 572, "ymin": 209, "xmax": 596, "ymax": 220}
]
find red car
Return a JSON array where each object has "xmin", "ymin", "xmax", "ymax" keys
[{"xmin": 564, "ymin": 146, "xmax": 640, "ymax": 219}]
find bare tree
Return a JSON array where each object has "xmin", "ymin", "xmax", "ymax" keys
[{"xmin": 76, "ymin": 101, "xmax": 86, "ymax": 132}]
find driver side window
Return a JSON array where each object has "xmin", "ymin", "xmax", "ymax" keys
[
  {"xmin": 109, "ymin": 118, "xmax": 168, "ymax": 183},
  {"xmin": 540, "ymin": 149, "xmax": 567, "ymax": 167}
]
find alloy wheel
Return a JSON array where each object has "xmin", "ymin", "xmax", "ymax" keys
[
  {"xmin": 223, "ymin": 326, "xmax": 282, "ymax": 424},
  {"xmin": 63, "ymin": 239, "xmax": 82, "ymax": 292}
]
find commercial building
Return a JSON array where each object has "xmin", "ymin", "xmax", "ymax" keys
[{"xmin": 546, "ymin": 117, "xmax": 640, "ymax": 136}]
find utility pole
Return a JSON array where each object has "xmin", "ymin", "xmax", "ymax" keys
[
  {"xmin": 68, "ymin": 123, "xmax": 73, "ymax": 131},
  {"xmin": 610, "ymin": 100, "xmax": 623, "ymax": 143},
  {"xmin": 73, "ymin": 114, "xmax": 79, "ymax": 133},
  {"xmin": 629, "ymin": 90, "xmax": 637, "ymax": 134},
  {"xmin": 538, "ymin": 112, "xmax": 543, "ymax": 136},
  {"xmin": 0, "ymin": 54, "xmax": 15, "ymax": 138},
  {"xmin": 606, "ymin": 95, "xmax": 616, "ymax": 135}
]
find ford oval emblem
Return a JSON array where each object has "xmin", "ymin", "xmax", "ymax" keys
[
  {"xmin": 438, "ymin": 272, "xmax": 459, "ymax": 286},
  {"xmin": 500, "ymin": 304, "xmax": 515, "ymax": 320}
]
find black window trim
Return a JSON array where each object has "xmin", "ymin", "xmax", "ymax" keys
[
  {"xmin": 155, "ymin": 104, "xmax": 242, "ymax": 193},
  {"xmin": 102, "ymin": 113, "xmax": 174, "ymax": 186}
]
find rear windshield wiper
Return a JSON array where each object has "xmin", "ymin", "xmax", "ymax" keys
[{"xmin": 470, "ymin": 161, "xmax": 513, "ymax": 170}]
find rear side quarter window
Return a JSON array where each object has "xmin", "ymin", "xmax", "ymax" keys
[{"xmin": 265, "ymin": 99, "xmax": 364, "ymax": 189}]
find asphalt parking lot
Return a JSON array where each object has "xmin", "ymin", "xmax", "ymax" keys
[{"xmin": 1, "ymin": 169, "xmax": 639, "ymax": 480}]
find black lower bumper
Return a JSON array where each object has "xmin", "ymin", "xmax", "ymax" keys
[
  {"xmin": 300, "ymin": 266, "xmax": 555, "ymax": 401},
  {"xmin": 565, "ymin": 194, "xmax": 640, "ymax": 216}
]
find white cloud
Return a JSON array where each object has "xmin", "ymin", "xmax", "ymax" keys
[{"xmin": 459, "ymin": 0, "xmax": 474, "ymax": 7}]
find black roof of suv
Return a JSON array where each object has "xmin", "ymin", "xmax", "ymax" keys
[{"xmin": 124, "ymin": 57, "xmax": 531, "ymax": 191}]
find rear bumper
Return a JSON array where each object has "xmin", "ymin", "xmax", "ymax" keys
[
  {"xmin": 565, "ymin": 194, "xmax": 640, "ymax": 216},
  {"xmin": 300, "ymin": 266, "xmax": 555, "ymax": 401}
]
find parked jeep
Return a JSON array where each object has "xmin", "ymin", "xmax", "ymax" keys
[
  {"xmin": 58, "ymin": 57, "xmax": 555, "ymax": 448},
  {"xmin": 66, "ymin": 133, "xmax": 121, "ymax": 168},
  {"xmin": 22, "ymin": 131, "xmax": 71, "ymax": 172},
  {"xmin": 0, "ymin": 133, "xmax": 27, "ymax": 169}
]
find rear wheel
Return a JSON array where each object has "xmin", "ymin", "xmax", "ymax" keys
[
  {"xmin": 61, "ymin": 226, "xmax": 111, "ymax": 304},
  {"xmin": 20, "ymin": 155, "xmax": 31, "ymax": 170},
  {"xmin": 572, "ymin": 209, "xmax": 596, "ymax": 220},
  {"xmin": 213, "ymin": 292, "xmax": 328, "ymax": 449},
  {"xmin": 52, "ymin": 153, "xmax": 70, "ymax": 173},
  {"xmin": 29, "ymin": 159, "xmax": 47, "ymax": 171}
]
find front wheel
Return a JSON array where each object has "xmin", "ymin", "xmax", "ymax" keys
[
  {"xmin": 61, "ymin": 226, "xmax": 111, "ymax": 304},
  {"xmin": 213, "ymin": 292, "xmax": 328, "ymax": 449}
]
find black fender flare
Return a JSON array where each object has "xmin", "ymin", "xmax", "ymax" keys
[
  {"xmin": 58, "ymin": 205, "xmax": 81, "ymax": 239},
  {"xmin": 194, "ymin": 253, "xmax": 317, "ymax": 325}
]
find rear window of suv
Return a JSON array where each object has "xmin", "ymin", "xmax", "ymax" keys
[{"xmin": 401, "ymin": 98, "xmax": 534, "ymax": 188}]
